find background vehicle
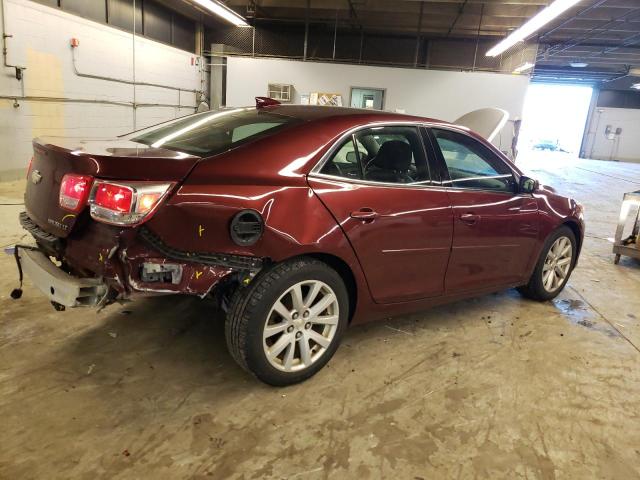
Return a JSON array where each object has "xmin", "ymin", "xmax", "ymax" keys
[
  {"xmin": 13, "ymin": 101, "xmax": 584, "ymax": 385},
  {"xmin": 531, "ymin": 138, "xmax": 569, "ymax": 152}
]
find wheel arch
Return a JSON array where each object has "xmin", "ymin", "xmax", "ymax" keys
[
  {"xmin": 562, "ymin": 219, "xmax": 583, "ymax": 257},
  {"xmin": 284, "ymin": 252, "xmax": 358, "ymax": 324}
]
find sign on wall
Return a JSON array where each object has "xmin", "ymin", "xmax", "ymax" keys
[{"xmin": 309, "ymin": 93, "xmax": 343, "ymax": 107}]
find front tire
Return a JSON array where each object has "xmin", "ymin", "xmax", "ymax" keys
[
  {"xmin": 518, "ymin": 226, "xmax": 577, "ymax": 301},
  {"xmin": 225, "ymin": 257, "xmax": 348, "ymax": 386}
]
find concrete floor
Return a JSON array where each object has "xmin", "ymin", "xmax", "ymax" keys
[{"xmin": 1, "ymin": 153, "xmax": 639, "ymax": 479}]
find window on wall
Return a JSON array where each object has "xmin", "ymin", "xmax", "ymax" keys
[
  {"xmin": 107, "ymin": 0, "xmax": 142, "ymax": 34},
  {"xmin": 63, "ymin": 0, "xmax": 107, "ymax": 23},
  {"xmin": 173, "ymin": 13, "xmax": 197, "ymax": 53},
  {"xmin": 143, "ymin": 0, "xmax": 172, "ymax": 44},
  {"xmin": 32, "ymin": 0, "xmax": 59, "ymax": 7},
  {"xmin": 31, "ymin": 0, "xmax": 196, "ymax": 53}
]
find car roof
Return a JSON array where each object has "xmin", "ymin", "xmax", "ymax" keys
[
  {"xmin": 260, "ymin": 104, "xmax": 446, "ymax": 125},
  {"xmin": 191, "ymin": 104, "xmax": 520, "ymax": 184}
]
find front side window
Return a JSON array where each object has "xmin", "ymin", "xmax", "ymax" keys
[
  {"xmin": 432, "ymin": 129, "xmax": 516, "ymax": 193},
  {"xmin": 128, "ymin": 108, "xmax": 300, "ymax": 156}
]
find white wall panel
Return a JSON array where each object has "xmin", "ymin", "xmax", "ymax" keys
[
  {"xmin": 0, "ymin": 0, "xmax": 202, "ymax": 179},
  {"xmin": 583, "ymin": 107, "xmax": 640, "ymax": 163},
  {"xmin": 225, "ymin": 56, "xmax": 530, "ymax": 153}
]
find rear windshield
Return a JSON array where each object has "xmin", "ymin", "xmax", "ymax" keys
[{"xmin": 129, "ymin": 108, "xmax": 299, "ymax": 156}]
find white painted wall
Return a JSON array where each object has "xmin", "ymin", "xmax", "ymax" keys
[
  {"xmin": 225, "ymin": 56, "xmax": 530, "ymax": 154},
  {"xmin": 0, "ymin": 0, "xmax": 203, "ymax": 179},
  {"xmin": 582, "ymin": 107, "xmax": 640, "ymax": 164}
]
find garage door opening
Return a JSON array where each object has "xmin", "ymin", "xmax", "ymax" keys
[{"xmin": 516, "ymin": 84, "xmax": 593, "ymax": 159}]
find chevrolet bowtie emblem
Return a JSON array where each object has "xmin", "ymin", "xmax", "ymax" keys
[{"xmin": 31, "ymin": 169, "xmax": 42, "ymax": 185}]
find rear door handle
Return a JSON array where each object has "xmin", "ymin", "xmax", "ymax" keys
[
  {"xmin": 350, "ymin": 208, "xmax": 379, "ymax": 221},
  {"xmin": 460, "ymin": 213, "xmax": 480, "ymax": 225}
]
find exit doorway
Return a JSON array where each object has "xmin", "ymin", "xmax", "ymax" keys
[{"xmin": 517, "ymin": 83, "xmax": 593, "ymax": 158}]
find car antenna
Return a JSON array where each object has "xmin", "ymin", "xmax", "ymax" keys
[{"xmin": 255, "ymin": 97, "xmax": 281, "ymax": 109}]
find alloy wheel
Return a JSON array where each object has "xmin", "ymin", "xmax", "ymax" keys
[
  {"xmin": 263, "ymin": 280, "xmax": 339, "ymax": 372},
  {"xmin": 542, "ymin": 236, "xmax": 573, "ymax": 293}
]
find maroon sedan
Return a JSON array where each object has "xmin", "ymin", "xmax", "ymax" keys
[{"xmin": 12, "ymin": 100, "xmax": 584, "ymax": 385}]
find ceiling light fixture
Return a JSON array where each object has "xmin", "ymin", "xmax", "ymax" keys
[
  {"xmin": 486, "ymin": 0, "xmax": 581, "ymax": 57},
  {"xmin": 570, "ymin": 62, "xmax": 589, "ymax": 68},
  {"xmin": 191, "ymin": 0, "xmax": 249, "ymax": 27},
  {"xmin": 513, "ymin": 62, "xmax": 535, "ymax": 74},
  {"xmin": 631, "ymin": 83, "xmax": 640, "ymax": 90}
]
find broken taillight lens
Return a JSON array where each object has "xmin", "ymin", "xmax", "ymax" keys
[
  {"xmin": 89, "ymin": 181, "xmax": 173, "ymax": 226},
  {"xmin": 59, "ymin": 174, "xmax": 94, "ymax": 212}
]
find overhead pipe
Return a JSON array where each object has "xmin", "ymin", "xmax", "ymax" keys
[
  {"xmin": 446, "ymin": 0, "xmax": 469, "ymax": 37},
  {"xmin": 540, "ymin": 6, "xmax": 640, "ymax": 60},
  {"xmin": 71, "ymin": 47, "xmax": 201, "ymax": 96},
  {"xmin": 332, "ymin": 9, "xmax": 337, "ymax": 60},
  {"xmin": 303, "ymin": 0, "xmax": 309, "ymax": 61},
  {"xmin": 538, "ymin": 0, "xmax": 610, "ymax": 42},
  {"xmin": 0, "ymin": 95, "xmax": 192, "ymax": 110},
  {"xmin": 472, "ymin": 3, "xmax": 485, "ymax": 71},
  {"xmin": 413, "ymin": 1, "xmax": 424, "ymax": 68}
]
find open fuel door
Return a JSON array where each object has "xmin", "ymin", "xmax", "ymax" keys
[{"xmin": 454, "ymin": 108, "xmax": 509, "ymax": 142}]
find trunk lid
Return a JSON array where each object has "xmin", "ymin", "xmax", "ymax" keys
[{"xmin": 25, "ymin": 137, "xmax": 200, "ymax": 238}]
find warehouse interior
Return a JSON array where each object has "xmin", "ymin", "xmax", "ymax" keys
[{"xmin": 1, "ymin": 0, "xmax": 640, "ymax": 478}]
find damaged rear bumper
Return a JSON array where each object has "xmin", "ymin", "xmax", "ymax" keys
[
  {"xmin": 15, "ymin": 212, "xmax": 263, "ymax": 307},
  {"xmin": 18, "ymin": 248, "xmax": 107, "ymax": 307}
]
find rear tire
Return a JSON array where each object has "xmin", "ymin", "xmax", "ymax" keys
[
  {"xmin": 517, "ymin": 226, "xmax": 577, "ymax": 301},
  {"xmin": 225, "ymin": 257, "xmax": 348, "ymax": 386}
]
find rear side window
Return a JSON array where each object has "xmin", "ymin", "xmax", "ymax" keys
[
  {"xmin": 129, "ymin": 108, "xmax": 299, "ymax": 156},
  {"xmin": 357, "ymin": 126, "xmax": 430, "ymax": 184},
  {"xmin": 432, "ymin": 128, "xmax": 516, "ymax": 193},
  {"xmin": 320, "ymin": 126, "xmax": 432, "ymax": 185},
  {"xmin": 320, "ymin": 137, "xmax": 365, "ymax": 180}
]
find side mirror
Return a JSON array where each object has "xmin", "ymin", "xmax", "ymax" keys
[
  {"xmin": 345, "ymin": 151, "xmax": 357, "ymax": 163},
  {"xmin": 519, "ymin": 176, "xmax": 539, "ymax": 194}
]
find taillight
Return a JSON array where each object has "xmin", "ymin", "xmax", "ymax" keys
[
  {"xmin": 89, "ymin": 181, "xmax": 173, "ymax": 226},
  {"xmin": 94, "ymin": 183, "xmax": 133, "ymax": 213},
  {"xmin": 26, "ymin": 156, "xmax": 34, "ymax": 179},
  {"xmin": 59, "ymin": 174, "xmax": 94, "ymax": 212}
]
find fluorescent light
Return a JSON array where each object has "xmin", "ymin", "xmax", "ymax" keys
[
  {"xmin": 486, "ymin": 0, "xmax": 581, "ymax": 57},
  {"xmin": 191, "ymin": 0, "xmax": 249, "ymax": 27},
  {"xmin": 570, "ymin": 62, "xmax": 589, "ymax": 68},
  {"xmin": 631, "ymin": 83, "xmax": 640, "ymax": 90},
  {"xmin": 513, "ymin": 62, "xmax": 535, "ymax": 74}
]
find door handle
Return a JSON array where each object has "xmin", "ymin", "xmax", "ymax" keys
[
  {"xmin": 350, "ymin": 208, "xmax": 379, "ymax": 221},
  {"xmin": 460, "ymin": 213, "xmax": 480, "ymax": 225}
]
